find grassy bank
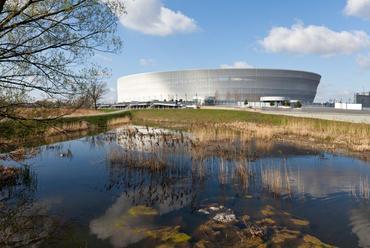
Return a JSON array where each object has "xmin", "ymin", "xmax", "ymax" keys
[
  {"xmin": 0, "ymin": 111, "xmax": 132, "ymax": 151},
  {"xmin": 130, "ymin": 109, "xmax": 370, "ymax": 153},
  {"xmin": 1, "ymin": 108, "xmax": 369, "ymax": 156}
]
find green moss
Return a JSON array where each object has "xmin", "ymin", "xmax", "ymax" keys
[
  {"xmin": 290, "ymin": 218, "xmax": 310, "ymax": 227},
  {"xmin": 298, "ymin": 235, "xmax": 334, "ymax": 248},
  {"xmin": 260, "ymin": 205, "xmax": 276, "ymax": 216},
  {"xmin": 146, "ymin": 226, "xmax": 191, "ymax": 245},
  {"xmin": 127, "ymin": 205, "xmax": 158, "ymax": 217}
]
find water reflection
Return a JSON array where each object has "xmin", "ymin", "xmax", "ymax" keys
[
  {"xmin": 0, "ymin": 162, "xmax": 59, "ymax": 247},
  {"xmin": 0, "ymin": 126, "xmax": 369, "ymax": 247},
  {"xmin": 350, "ymin": 206, "xmax": 370, "ymax": 248}
]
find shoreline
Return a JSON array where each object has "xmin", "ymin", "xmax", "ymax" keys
[{"xmin": 0, "ymin": 109, "xmax": 369, "ymax": 161}]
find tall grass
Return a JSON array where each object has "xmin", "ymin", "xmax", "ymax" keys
[
  {"xmin": 131, "ymin": 109, "xmax": 370, "ymax": 152},
  {"xmin": 0, "ymin": 111, "xmax": 132, "ymax": 152}
]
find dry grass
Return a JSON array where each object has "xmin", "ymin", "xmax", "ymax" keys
[
  {"xmin": 133, "ymin": 110, "xmax": 370, "ymax": 153},
  {"xmin": 131, "ymin": 109, "xmax": 370, "ymax": 153},
  {"xmin": 239, "ymin": 121, "xmax": 368, "ymax": 152},
  {"xmin": 14, "ymin": 108, "xmax": 102, "ymax": 118},
  {"xmin": 45, "ymin": 121, "xmax": 90, "ymax": 136},
  {"xmin": 107, "ymin": 117, "xmax": 131, "ymax": 126}
]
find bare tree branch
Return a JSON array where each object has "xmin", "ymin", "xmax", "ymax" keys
[{"xmin": 0, "ymin": 0, "xmax": 125, "ymax": 120}]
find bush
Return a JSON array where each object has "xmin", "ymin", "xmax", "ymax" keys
[
  {"xmin": 294, "ymin": 101, "xmax": 302, "ymax": 108},
  {"xmin": 244, "ymin": 99, "xmax": 248, "ymax": 105}
]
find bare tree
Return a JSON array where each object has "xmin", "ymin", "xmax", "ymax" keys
[
  {"xmin": 0, "ymin": 0, "xmax": 125, "ymax": 120},
  {"xmin": 87, "ymin": 79, "xmax": 108, "ymax": 110}
]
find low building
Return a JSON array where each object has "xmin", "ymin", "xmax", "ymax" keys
[{"xmin": 355, "ymin": 92, "xmax": 370, "ymax": 108}]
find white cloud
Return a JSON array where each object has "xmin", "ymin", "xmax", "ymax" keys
[
  {"xmin": 139, "ymin": 58, "xmax": 155, "ymax": 66},
  {"xmin": 344, "ymin": 0, "xmax": 370, "ymax": 19},
  {"xmin": 220, "ymin": 61, "xmax": 254, "ymax": 69},
  {"xmin": 120, "ymin": 0, "xmax": 198, "ymax": 36},
  {"xmin": 356, "ymin": 53, "xmax": 370, "ymax": 68},
  {"xmin": 260, "ymin": 23, "xmax": 370, "ymax": 56}
]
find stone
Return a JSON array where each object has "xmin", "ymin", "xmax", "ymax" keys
[
  {"xmin": 198, "ymin": 209, "xmax": 210, "ymax": 215},
  {"xmin": 213, "ymin": 213, "xmax": 237, "ymax": 223}
]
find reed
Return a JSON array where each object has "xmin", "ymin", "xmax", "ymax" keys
[
  {"xmin": 45, "ymin": 121, "xmax": 90, "ymax": 136},
  {"xmin": 107, "ymin": 117, "xmax": 131, "ymax": 126},
  {"xmin": 131, "ymin": 109, "xmax": 370, "ymax": 153}
]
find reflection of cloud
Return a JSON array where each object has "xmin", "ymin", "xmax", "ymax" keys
[
  {"xmin": 90, "ymin": 195, "xmax": 150, "ymax": 247},
  {"xmin": 350, "ymin": 207, "xmax": 370, "ymax": 248},
  {"xmin": 90, "ymin": 181, "xmax": 191, "ymax": 247}
]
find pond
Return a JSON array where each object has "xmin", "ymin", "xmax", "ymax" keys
[{"xmin": 0, "ymin": 126, "xmax": 369, "ymax": 247}]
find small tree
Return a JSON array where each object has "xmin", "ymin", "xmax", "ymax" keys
[
  {"xmin": 294, "ymin": 101, "xmax": 302, "ymax": 108},
  {"xmin": 244, "ymin": 99, "xmax": 248, "ymax": 105},
  {"xmin": 87, "ymin": 80, "xmax": 108, "ymax": 110}
]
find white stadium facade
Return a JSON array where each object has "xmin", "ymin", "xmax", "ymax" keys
[{"xmin": 117, "ymin": 69, "xmax": 321, "ymax": 104}]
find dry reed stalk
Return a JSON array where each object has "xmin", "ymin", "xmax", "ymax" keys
[
  {"xmin": 190, "ymin": 120, "xmax": 370, "ymax": 152},
  {"xmin": 45, "ymin": 121, "xmax": 90, "ymax": 136},
  {"xmin": 107, "ymin": 117, "xmax": 131, "ymax": 126}
]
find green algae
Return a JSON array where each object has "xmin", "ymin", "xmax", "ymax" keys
[{"xmin": 128, "ymin": 205, "xmax": 158, "ymax": 217}]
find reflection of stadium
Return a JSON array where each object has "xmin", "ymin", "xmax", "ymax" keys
[{"xmin": 117, "ymin": 69, "xmax": 321, "ymax": 104}]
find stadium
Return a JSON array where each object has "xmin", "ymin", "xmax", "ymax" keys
[{"xmin": 117, "ymin": 69, "xmax": 321, "ymax": 105}]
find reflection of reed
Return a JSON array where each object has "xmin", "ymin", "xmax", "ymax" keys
[
  {"xmin": 261, "ymin": 164, "xmax": 283, "ymax": 196},
  {"xmin": 260, "ymin": 160, "xmax": 295, "ymax": 197},
  {"xmin": 234, "ymin": 159, "xmax": 250, "ymax": 191},
  {"xmin": 105, "ymin": 126, "xmax": 369, "ymax": 202},
  {"xmin": 351, "ymin": 176, "xmax": 369, "ymax": 201},
  {"xmin": 107, "ymin": 127, "xmax": 192, "ymax": 172},
  {"xmin": 105, "ymin": 126, "xmax": 312, "ymax": 200},
  {"xmin": 218, "ymin": 158, "xmax": 228, "ymax": 186}
]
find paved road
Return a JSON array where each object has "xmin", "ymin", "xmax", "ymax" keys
[
  {"xmin": 202, "ymin": 106, "xmax": 370, "ymax": 124},
  {"xmin": 260, "ymin": 109, "xmax": 370, "ymax": 124}
]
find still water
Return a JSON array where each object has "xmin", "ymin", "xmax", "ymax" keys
[{"xmin": 1, "ymin": 126, "xmax": 369, "ymax": 247}]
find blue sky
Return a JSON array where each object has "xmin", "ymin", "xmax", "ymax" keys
[{"xmin": 99, "ymin": 0, "xmax": 370, "ymax": 103}]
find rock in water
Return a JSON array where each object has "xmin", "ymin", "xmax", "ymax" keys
[{"xmin": 213, "ymin": 213, "xmax": 237, "ymax": 223}]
